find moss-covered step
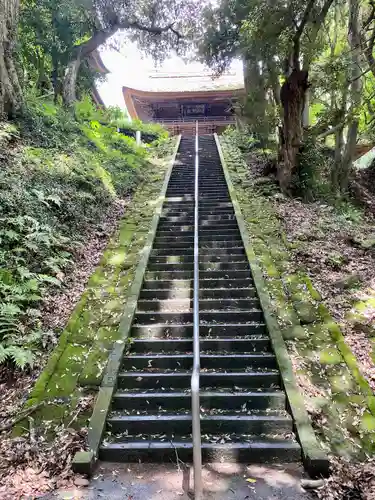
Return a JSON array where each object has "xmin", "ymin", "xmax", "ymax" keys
[{"xmin": 217, "ymin": 133, "xmax": 375, "ymax": 459}]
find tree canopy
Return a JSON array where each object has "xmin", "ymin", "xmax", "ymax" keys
[
  {"xmin": 200, "ymin": 0, "xmax": 374, "ymax": 194},
  {"xmin": 1, "ymin": 0, "xmax": 199, "ymax": 111},
  {"xmin": 2, "ymin": 0, "xmax": 375, "ymax": 194}
]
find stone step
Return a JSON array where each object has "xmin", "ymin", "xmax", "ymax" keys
[
  {"xmin": 130, "ymin": 323, "xmax": 267, "ymax": 339},
  {"xmin": 150, "ymin": 247, "xmax": 246, "ymax": 256},
  {"xmin": 144, "ymin": 270, "xmax": 251, "ymax": 280},
  {"xmin": 122, "ymin": 354, "xmax": 277, "ymax": 371},
  {"xmin": 117, "ymin": 370, "xmax": 280, "ymax": 390},
  {"xmin": 111, "ymin": 390, "xmax": 285, "ymax": 411},
  {"xmin": 106, "ymin": 412, "xmax": 293, "ymax": 435},
  {"xmin": 139, "ymin": 287, "xmax": 257, "ymax": 300},
  {"xmin": 146, "ymin": 262, "xmax": 249, "ymax": 272},
  {"xmin": 141, "ymin": 278, "xmax": 254, "ymax": 289},
  {"xmin": 129, "ymin": 337, "xmax": 271, "ymax": 354},
  {"xmin": 99, "ymin": 439, "xmax": 300, "ymax": 463},
  {"xmin": 133, "ymin": 310, "xmax": 264, "ymax": 325},
  {"xmin": 148, "ymin": 254, "xmax": 248, "ymax": 264},
  {"xmin": 136, "ymin": 298, "xmax": 259, "ymax": 312}
]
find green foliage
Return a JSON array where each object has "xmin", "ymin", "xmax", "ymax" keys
[
  {"xmin": 223, "ymin": 126, "xmax": 259, "ymax": 153},
  {"xmin": 19, "ymin": 0, "xmax": 102, "ymax": 98},
  {"xmin": 295, "ymin": 136, "xmax": 333, "ymax": 201},
  {"xmin": 116, "ymin": 118, "xmax": 169, "ymax": 141},
  {"xmin": 1, "ymin": 96, "xmax": 168, "ymax": 369}
]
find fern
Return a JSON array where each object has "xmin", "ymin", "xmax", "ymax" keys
[
  {"xmin": 0, "ymin": 303, "xmax": 21, "ymax": 316},
  {"xmin": 0, "ymin": 342, "xmax": 35, "ymax": 369},
  {"xmin": 4, "ymin": 345, "xmax": 34, "ymax": 369},
  {"xmin": 0, "ymin": 316, "xmax": 20, "ymax": 336},
  {"xmin": 0, "ymin": 344, "xmax": 7, "ymax": 364}
]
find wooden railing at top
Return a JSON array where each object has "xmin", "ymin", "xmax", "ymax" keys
[{"xmin": 158, "ymin": 115, "xmax": 235, "ymax": 124}]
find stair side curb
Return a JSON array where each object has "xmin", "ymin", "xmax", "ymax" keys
[
  {"xmin": 214, "ymin": 133, "xmax": 329, "ymax": 479},
  {"xmin": 72, "ymin": 135, "xmax": 181, "ymax": 475}
]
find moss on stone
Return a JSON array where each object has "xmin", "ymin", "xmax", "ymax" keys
[
  {"xmin": 79, "ymin": 346, "xmax": 110, "ymax": 386},
  {"xmin": 283, "ymin": 325, "xmax": 309, "ymax": 340},
  {"xmin": 45, "ymin": 344, "xmax": 87, "ymax": 397},
  {"xmin": 294, "ymin": 301, "xmax": 320, "ymax": 324},
  {"xmin": 220, "ymin": 134, "xmax": 375, "ymax": 457},
  {"xmin": 319, "ymin": 347, "xmax": 343, "ymax": 365}
]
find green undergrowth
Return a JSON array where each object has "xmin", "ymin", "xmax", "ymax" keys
[
  {"xmin": 219, "ymin": 134, "xmax": 375, "ymax": 458},
  {"xmin": 0, "ymin": 94, "xmax": 169, "ymax": 370},
  {"xmin": 16, "ymin": 136, "xmax": 176, "ymax": 431}
]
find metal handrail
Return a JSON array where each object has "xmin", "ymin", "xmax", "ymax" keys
[{"xmin": 191, "ymin": 121, "xmax": 203, "ymax": 499}]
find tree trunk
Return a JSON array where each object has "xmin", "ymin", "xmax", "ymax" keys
[
  {"xmin": 338, "ymin": 0, "xmax": 362, "ymax": 193},
  {"xmin": 62, "ymin": 56, "xmax": 82, "ymax": 106},
  {"xmin": 242, "ymin": 55, "xmax": 268, "ymax": 144},
  {"xmin": 331, "ymin": 87, "xmax": 347, "ymax": 191},
  {"xmin": 62, "ymin": 29, "xmax": 117, "ymax": 106},
  {"xmin": 302, "ymin": 89, "xmax": 310, "ymax": 128},
  {"xmin": 278, "ymin": 69, "xmax": 309, "ymax": 193},
  {"xmin": 331, "ymin": 124, "xmax": 345, "ymax": 189},
  {"xmin": 52, "ymin": 54, "xmax": 59, "ymax": 103},
  {"xmin": 0, "ymin": 0, "xmax": 22, "ymax": 116}
]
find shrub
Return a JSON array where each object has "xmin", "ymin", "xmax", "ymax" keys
[
  {"xmin": 0, "ymin": 95, "xmax": 169, "ymax": 369},
  {"xmin": 295, "ymin": 136, "xmax": 333, "ymax": 201},
  {"xmin": 222, "ymin": 126, "xmax": 259, "ymax": 152}
]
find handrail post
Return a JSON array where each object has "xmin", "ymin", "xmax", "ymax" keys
[{"xmin": 191, "ymin": 121, "xmax": 203, "ymax": 499}]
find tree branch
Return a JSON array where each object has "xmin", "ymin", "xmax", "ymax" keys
[
  {"xmin": 363, "ymin": 1, "xmax": 375, "ymax": 30},
  {"xmin": 316, "ymin": 122, "xmax": 346, "ymax": 139},
  {"xmin": 126, "ymin": 21, "xmax": 182, "ymax": 39},
  {"xmin": 302, "ymin": 0, "xmax": 336, "ymax": 70},
  {"xmin": 69, "ymin": 19, "xmax": 182, "ymax": 61},
  {"xmin": 292, "ymin": 0, "xmax": 316, "ymax": 69}
]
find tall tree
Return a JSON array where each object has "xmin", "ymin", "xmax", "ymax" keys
[
  {"xmin": 200, "ymin": 0, "xmax": 337, "ymax": 193},
  {"xmin": 0, "ymin": 0, "xmax": 22, "ymax": 116},
  {"xmin": 61, "ymin": 0, "xmax": 199, "ymax": 105},
  {"xmin": 339, "ymin": 0, "xmax": 362, "ymax": 191},
  {"xmin": 20, "ymin": 0, "xmax": 92, "ymax": 100}
]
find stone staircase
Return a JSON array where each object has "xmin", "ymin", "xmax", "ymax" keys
[{"xmin": 99, "ymin": 135, "xmax": 301, "ymax": 463}]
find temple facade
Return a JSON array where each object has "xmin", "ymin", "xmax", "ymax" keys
[{"xmin": 122, "ymin": 71, "xmax": 245, "ymax": 135}]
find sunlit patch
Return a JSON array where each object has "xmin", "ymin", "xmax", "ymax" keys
[
  {"xmin": 165, "ymin": 255, "xmax": 183, "ymax": 264},
  {"xmin": 245, "ymin": 465, "xmax": 299, "ymax": 488}
]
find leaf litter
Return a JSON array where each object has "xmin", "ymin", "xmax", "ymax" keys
[
  {"xmin": 0, "ymin": 395, "xmax": 93, "ymax": 500},
  {"xmin": 0, "ymin": 199, "xmax": 127, "ymax": 499}
]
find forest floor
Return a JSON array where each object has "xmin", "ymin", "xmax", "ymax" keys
[
  {"xmin": 233, "ymin": 145, "xmax": 375, "ymax": 393},
  {"xmin": 220, "ymin": 135, "xmax": 375, "ymax": 500},
  {"xmin": 276, "ymin": 192, "xmax": 375, "ymax": 389},
  {"xmin": 0, "ymin": 201, "xmax": 126, "ymax": 499},
  {"xmin": 0, "ymin": 103, "xmax": 174, "ymax": 499}
]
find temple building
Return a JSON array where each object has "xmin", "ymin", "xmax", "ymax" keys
[{"xmin": 122, "ymin": 70, "xmax": 245, "ymax": 135}]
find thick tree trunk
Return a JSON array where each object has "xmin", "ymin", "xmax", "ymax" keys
[
  {"xmin": 338, "ymin": 0, "xmax": 362, "ymax": 193},
  {"xmin": 278, "ymin": 69, "xmax": 309, "ymax": 194},
  {"xmin": 0, "ymin": 0, "xmax": 22, "ymax": 116},
  {"xmin": 62, "ymin": 56, "xmax": 82, "ymax": 106}
]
